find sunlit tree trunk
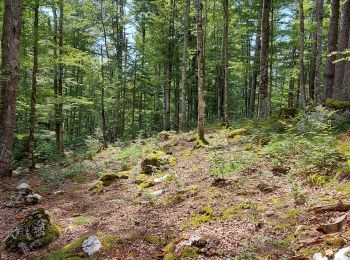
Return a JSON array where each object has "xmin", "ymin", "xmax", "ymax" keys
[
  {"xmin": 314, "ymin": 0, "xmax": 324, "ymax": 103},
  {"xmin": 298, "ymin": 0, "xmax": 307, "ymax": 108},
  {"xmin": 222, "ymin": 0, "xmax": 229, "ymax": 127}
]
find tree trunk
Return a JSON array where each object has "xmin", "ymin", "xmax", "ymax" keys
[
  {"xmin": 248, "ymin": 17, "xmax": 261, "ymax": 118},
  {"xmin": 100, "ymin": 46, "xmax": 108, "ymax": 149},
  {"xmin": 324, "ymin": 0, "xmax": 340, "ymax": 99},
  {"xmin": 298, "ymin": 0, "xmax": 307, "ymax": 108},
  {"xmin": 180, "ymin": 0, "xmax": 190, "ymax": 131},
  {"xmin": 343, "ymin": 32, "xmax": 350, "ymax": 100},
  {"xmin": 222, "ymin": 0, "xmax": 229, "ymax": 127},
  {"xmin": 268, "ymin": 0, "xmax": 274, "ymax": 116},
  {"xmin": 28, "ymin": 0, "xmax": 39, "ymax": 171},
  {"xmin": 258, "ymin": 0, "xmax": 270, "ymax": 118},
  {"xmin": 314, "ymin": 0, "xmax": 324, "ymax": 103},
  {"xmin": 0, "ymin": 0, "xmax": 22, "ymax": 177},
  {"xmin": 195, "ymin": 0, "xmax": 206, "ymax": 142},
  {"xmin": 333, "ymin": 0, "xmax": 350, "ymax": 99}
]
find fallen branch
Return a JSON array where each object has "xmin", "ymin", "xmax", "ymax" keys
[{"xmin": 308, "ymin": 201, "xmax": 350, "ymax": 213}]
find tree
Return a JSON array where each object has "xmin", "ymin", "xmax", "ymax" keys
[
  {"xmin": 324, "ymin": 0, "xmax": 340, "ymax": 99},
  {"xmin": 314, "ymin": 0, "xmax": 324, "ymax": 103},
  {"xmin": 28, "ymin": 0, "xmax": 40, "ymax": 171},
  {"xmin": 180, "ymin": 0, "xmax": 191, "ymax": 131},
  {"xmin": 258, "ymin": 0, "xmax": 270, "ymax": 118},
  {"xmin": 195, "ymin": 0, "xmax": 206, "ymax": 142},
  {"xmin": 298, "ymin": 0, "xmax": 306, "ymax": 108},
  {"xmin": 0, "ymin": 0, "xmax": 23, "ymax": 176},
  {"xmin": 222, "ymin": 0, "xmax": 229, "ymax": 127},
  {"xmin": 333, "ymin": 0, "xmax": 350, "ymax": 99}
]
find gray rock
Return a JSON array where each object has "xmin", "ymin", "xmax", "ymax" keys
[
  {"xmin": 82, "ymin": 235, "xmax": 102, "ymax": 257},
  {"xmin": 16, "ymin": 183, "xmax": 31, "ymax": 195},
  {"xmin": 24, "ymin": 193, "xmax": 42, "ymax": 205},
  {"xmin": 5, "ymin": 208, "xmax": 60, "ymax": 253},
  {"xmin": 175, "ymin": 234, "xmax": 202, "ymax": 253}
]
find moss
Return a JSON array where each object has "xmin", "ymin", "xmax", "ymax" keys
[
  {"xmin": 138, "ymin": 181, "xmax": 155, "ymax": 189},
  {"xmin": 89, "ymin": 181, "xmax": 104, "ymax": 191},
  {"xmin": 145, "ymin": 235, "xmax": 164, "ymax": 246},
  {"xmin": 324, "ymin": 98, "xmax": 350, "ymax": 110},
  {"xmin": 286, "ymin": 208, "xmax": 300, "ymax": 219},
  {"xmin": 163, "ymin": 242, "xmax": 174, "ymax": 253},
  {"xmin": 72, "ymin": 215, "xmax": 95, "ymax": 226},
  {"xmin": 307, "ymin": 174, "xmax": 331, "ymax": 186},
  {"xmin": 135, "ymin": 174, "xmax": 150, "ymax": 184},
  {"xmin": 277, "ymin": 107, "xmax": 298, "ymax": 119},
  {"xmin": 163, "ymin": 253, "xmax": 175, "ymax": 260},
  {"xmin": 182, "ymin": 247, "xmax": 198, "ymax": 258},
  {"xmin": 189, "ymin": 206, "xmax": 214, "ymax": 227},
  {"xmin": 221, "ymin": 201, "xmax": 253, "ymax": 220},
  {"xmin": 141, "ymin": 151, "xmax": 176, "ymax": 174},
  {"xmin": 116, "ymin": 171, "xmax": 130, "ymax": 179},
  {"xmin": 192, "ymin": 138, "xmax": 209, "ymax": 149},
  {"xmin": 225, "ymin": 128, "xmax": 249, "ymax": 138},
  {"xmin": 336, "ymin": 181, "xmax": 350, "ymax": 195},
  {"xmin": 324, "ymin": 236, "xmax": 346, "ymax": 247},
  {"xmin": 99, "ymin": 172, "xmax": 117, "ymax": 182},
  {"xmin": 99, "ymin": 234, "xmax": 125, "ymax": 249}
]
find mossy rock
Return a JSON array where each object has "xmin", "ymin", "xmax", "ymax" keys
[
  {"xmin": 141, "ymin": 151, "xmax": 176, "ymax": 174},
  {"xmin": 277, "ymin": 107, "xmax": 298, "ymax": 119},
  {"xmin": 98, "ymin": 171, "xmax": 131, "ymax": 187},
  {"xmin": 157, "ymin": 131, "xmax": 180, "ymax": 149},
  {"xmin": 225, "ymin": 128, "xmax": 249, "ymax": 138},
  {"xmin": 324, "ymin": 99, "xmax": 350, "ymax": 110},
  {"xmin": 5, "ymin": 208, "xmax": 61, "ymax": 254}
]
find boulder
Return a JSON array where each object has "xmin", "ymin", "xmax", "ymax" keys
[
  {"xmin": 141, "ymin": 151, "xmax": 176, "ymax": 174},
  {"xmin": 5, "ymin": 208, "xmax": 61, "ymax": 253},
  {"xmin": 157, "ymin": 131, "xmax": 180, "ymax": 149}
]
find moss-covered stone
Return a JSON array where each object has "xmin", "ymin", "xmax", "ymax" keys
[
  {"xmin": 277, "ymin": 107, "xmax": 298, "ymax": 119},
  {"xmin": 5, "ymin": 208, "xmax": 61, "ymax": 254},
  {"xmin": 225, "ymin": 128, "xmax": 249, "ymax": 138},
  {"xmin": 157, "ymin": 131, "xmax": 180, "ymax": 149},
  {"xmin": 324, "ymin": 99, "xmax": 350, "ymax": 110},
  {"xmin": 141, "ymin": 151, "xmax": 176, "ymax": 174}
]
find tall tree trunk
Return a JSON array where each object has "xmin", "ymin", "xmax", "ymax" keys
[
  {"xmin": 333, "ymin": 0, "xmax": 350, "ymax": 99},
  {"xmin": 28, "ymin": 0, "xmax": 39, "ymax": 171},
  {"xmin": 248, "ymin": 17, "xmax": 261, "ymax": 118},
  {"xmin": 298, "ymin": 0, "xmax": 307, "ymax": 108},
  {"xmin": 222, "ymin": 0, "xmax": 229, "ymax": 127},
  {"xmin": 343, "ymin": 32, "xmax": 350, "ymax": 100},
  {"xmin": 195, "ymin": 0, "xmax": 206, "ymax": 142},
  {"xmin": 0, "ymin": 0, "xmax": 22, "ymax": 177},
  {"xmin": 314, "ymin": 0, "xmax": 324, "ymax": 103},
  {"xmin": 268, "ymin": 0, "xmax": 274, "ymax": 116},
  {"xmin": 180, "ymin": 0, "xmax": 190, "ymax": 131},
  {"xmin": 100, "ymin": 46, "xmax": 108, "ymax": 149},
  {"xmin": 258, "ymin": 0, "xmax": 270, "ymax": 118},
  {"xmin": 324, "ymin": 0, "xmax": 340, "ymax": 99}
]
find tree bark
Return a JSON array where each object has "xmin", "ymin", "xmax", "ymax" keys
[
  {"xmin": 100, "ymin": 45, "xmax": 108, "ymax": 149},
  {"xmin": 222, "ymin": 0, "xmax": 229, "ymax": 127},
  {"xmin": 314, "ymin": 0, "xmax": 324, "ymax": 103},
  {"xmin": 0, "ymin": 0, "xmax": 23, "ymax": 177},
  {"xmin": 195, "ymin": 0, "xmax": 206, "ymax": 142},
  {"xmin": 324, "ymin": 0, "xmax": 340, "ymax": 99},
  {"xmin": 258, "ymin": 0, "xmax": 270, "ymax": 118},
  {"xmin": 28, "ymin": 0, "xmax": 39, "ymax": 171},
  {"xmin": 333, "ymin": 0, "xmax": 350, "ymax": 99},
  {"xmin": 180, "ymin": 0, "xmax": 190, "ymax": 131},
  {"xmin": 298, "ymin": 0, "xmax": 307, "ymax": 108}
]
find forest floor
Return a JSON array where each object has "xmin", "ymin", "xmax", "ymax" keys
[{"xmin": 1, "ymin": 119, "xmax": 350, "ymax": 260}]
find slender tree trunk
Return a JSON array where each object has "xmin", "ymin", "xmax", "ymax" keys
[
  {"xmin": 195, "ymin": 0, "xmax": 206, "ymax": 142},
  {"xmin": 180, "ymin": 0, "xmax": 190, "ymax": 131},
  {"xmin": 131, "ymin": 59, "xmax": 137, "ymax": 139},
  {"xmin": 268, "ymin": 0, "xmax": 274, "ymax": 116},
  {"xmin": 324, "ymin": 0, "xmax": 340, "ymax": 99},
  {"xmin": 343, "ymin": 32, "xmax": 350, "ymax": 100},
  {"xmin": 0, "ymin": 0, "xmax": 22, "ymax": 177},
  {"xmin": 222, "ymin": 0, "xmax": 229, "ymax": 127},
  {"xmin": 314, "ymin": 0, "xmax": 324, "ymax": 103},
  {"xmin": 299, "ymin": 0, "xmax": 307, "ymax": 108},
  {"xmin": 333, "ymin": 0, "xmax": 350, "ymax": 99},
  {"xmin": 100, "ymin": 46, "xmax": 108, "ymax": 149},
  {"xmin": 258, "ymin": 0, "xmax": 270, "ymax": 118},
  {"xmin": 248, "ymin": 17, "xmax": 261, "ymax": 118},
  {"xmin": 28, "ymin": 0, "xmax": 39, "ymax": 171}
]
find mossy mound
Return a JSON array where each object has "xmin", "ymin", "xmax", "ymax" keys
[
  {"xmin": 277, "ymin": 107, "xmax": 298, "ymax": 119},
  {"xmin": 324, "ymin": 99, "xmax": 350, "ymax": 110},
  {"xmin": 141, "ymin": 151, "xmax": 176, "ymax": 174},
  {"xmin": 95, "ymin": 171, "xmax": 131, "ymax": 188},
  {"xmin": 225, "ymin": 128, "xmax": 249, "ymax": 138},
  {"xmin": 157, "ymin": 131, "xmax": 180, "ymax": 149},
  {"xmin": 5, "ymin": 208, "xmax": 61, "ymax": 254}
]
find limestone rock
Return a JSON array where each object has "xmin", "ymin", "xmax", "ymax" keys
[
  {"xmin": 5, "ymin": 208, "xmax": 61, "ymax": 253},
  {"xmin": 82, "ymin": 235, "xmax": 102, "ymax": 257}
]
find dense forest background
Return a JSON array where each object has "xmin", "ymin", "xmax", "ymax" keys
[{"xmin": 0, "ymin": 0, "xmax": 350, "ymax": 173}]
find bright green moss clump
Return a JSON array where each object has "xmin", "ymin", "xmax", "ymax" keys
[{"xmin": 324, "ymin": 99, "xmax": 350, "ymax": 110}]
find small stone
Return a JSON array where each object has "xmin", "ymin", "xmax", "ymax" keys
[
  {"xmin": 151, "ymin": 189, "xmax": 164, "ymax": 198},
  {"xmin": 53, "ymin": 190, "xmax": 64, "ymax": 196},
  {"xmin": 82, "ymin": 235, "xmax": 102, "ymax": 257},
  {"xmin": 24, "ymin": 193, "xmax": 42, "ymax": 205},
  {"xmin": 16, "ymin": 183, "xmax": 31, "ymax": 194},
  {"xmin": 175, "ymin": 234, "xmax": 202, "ymax": 253},
  {"xmin": 153, "ymin": 175, "xmax": 169, "ymax": 184}
]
